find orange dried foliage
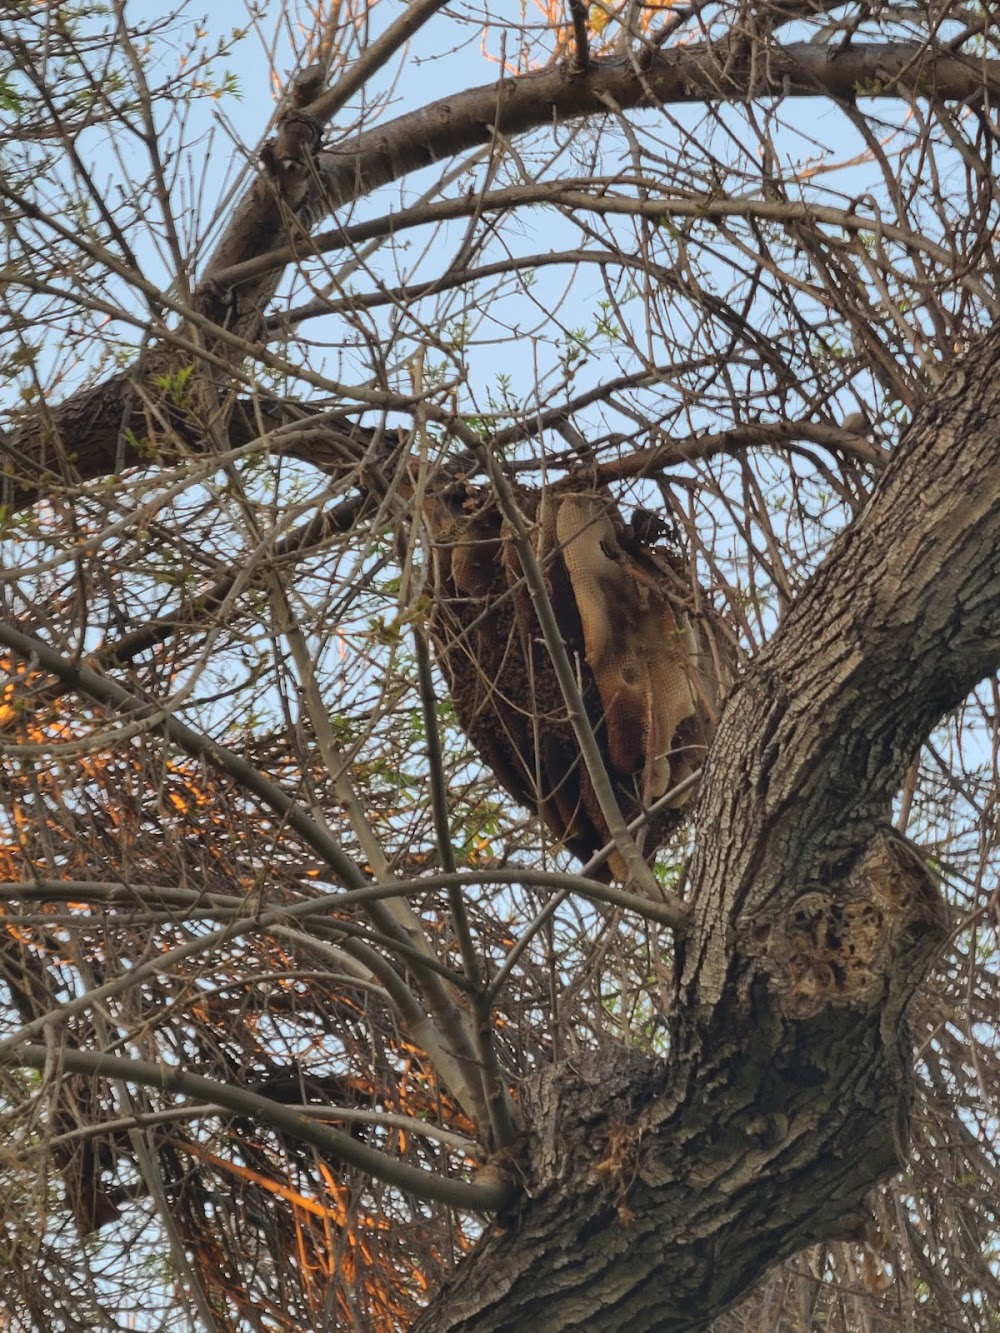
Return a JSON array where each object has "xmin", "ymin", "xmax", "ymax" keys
[
  {"xmin": 0, "ymin": 708, "xmax": 261, "ymax": 886},
  {"xmin": 0, "ymin": 659, "xmax": 474, "ymax": 1330},
  {"xmin": 179, "ymin": 1138, "xmax": 354, "ymax": 1225}
]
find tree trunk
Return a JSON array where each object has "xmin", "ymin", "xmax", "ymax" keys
[{"xmin": 412, "ymin": 329, "xmax": 1000, "ymax": 1330}]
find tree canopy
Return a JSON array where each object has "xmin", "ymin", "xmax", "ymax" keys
[{"xmin": 2, "ymin": 2, "xmax": 1000, "ymax": 1330}]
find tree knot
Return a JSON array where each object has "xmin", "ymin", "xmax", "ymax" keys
[
  {"xmin": 764, "ymin": 828, "xmax": 947, "ymax": 1022},
  {"xmin": 259, "ymin": 112, "xmax": 322, "ymax": 203}
]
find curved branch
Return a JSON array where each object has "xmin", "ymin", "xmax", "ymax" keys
[
  {"xmin": 0, "ymin": 864, "xmax": 690, "ymax": 928},
  {"xmin": 312, "ymin": 40, "xmax": 999, "ymax": 217},
  {"xmin": 684, "ymin": 322, "xmax": 1000, "ymax": 988},
  {"xmin": 10, "ymin": 1044, "xmax": 512, "ymax": 1213},
  {"xmin": 410, "ymin": 288, "xmax": 1000, "ymax": 1333},
  {"xmin": 215, "ymin": 180, "xmax": 986, "ymax": 294},
  {"xmin": 6, "ymin": 39, "xmax": 993, "ymax": 511},
  {"xmin": 192, "ymin": 37, "xmax": 999, "ymax": 343},
  {"xmin": 595, "ymin": 420, "xmax": 888, "ymax": 477}
]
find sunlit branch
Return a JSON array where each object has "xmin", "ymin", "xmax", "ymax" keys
[
  {"xmin": 0, "ymin": 875, "xmax": 478, "ymax": 1063},
  {"xmin": 0, "ymin": 621, "xmax": 368, "ymax": 891},
  {"xmin": 0, "ymin": 623, "xmax": 496, "ymax": 1108},
  {"xmin": 0, "ymin": 879, "xmax": 483, "ymax": 1152}
]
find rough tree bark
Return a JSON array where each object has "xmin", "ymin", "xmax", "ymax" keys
[
  {"xmin": 408, "ymin": 332, "xmax": 1000, "ymax": 1330},
  {"xmin": 4, "ymin": 30, "xmax": 1000, "ymax": 1333},
  {"xmin": 4, "ymin": 40, "xmax": 997, "ymax": 506}
]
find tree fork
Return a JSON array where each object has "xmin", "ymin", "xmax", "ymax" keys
[{"xmin": 411, "ymin": 325, "xmax": 1000, "ymax": 1330}]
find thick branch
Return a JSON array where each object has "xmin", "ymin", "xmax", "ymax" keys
[
  {"xmin": 683, "ymin": 321, "xmax": 1000, "ymax": 1010},
  {"xmin": 4, "ymin": 40, "xmax": 993, "ymax": 510},
  {"xmin": 310, "ymin": 41, "xmax": 998, "ymax": 222},
  {"xmin": 0, "ymin": 389, "xmax": 377, "ymax": 510},
  {"xmin": 411, "ymin": 293, "xmax": 1000, "ymax": 1333}
]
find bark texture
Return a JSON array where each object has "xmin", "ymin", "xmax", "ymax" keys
[
  {"xmin": 410, "ymin": 328, "xmax": 1000, "ymax": 1330},
  {"xmin": 0, "ymin": 386, "xmax": 388, "ymax": 511},
  {"xmin": 3, "ymin": 41, "xmax": 997, "ymax": 512},
  {"xmin": 5, "ymin": 32, "xmax": 1000, "ymax": 1331}
]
